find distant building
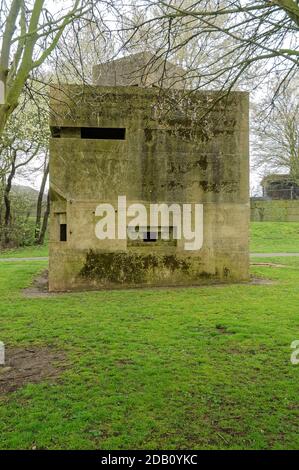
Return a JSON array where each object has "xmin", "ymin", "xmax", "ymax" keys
[{"xmin": 261, "ymin": 174, "xmax": 299, "ymax": 200}]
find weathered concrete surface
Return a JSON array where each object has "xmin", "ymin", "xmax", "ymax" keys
[
  {"xmin": 49, "ymin": 84, "xmax": 249, "ymax": 291},
  {"xmin": 251, "ymin": 200, "xmax": 299, "ymax": 222},
  {"xmin": 92, "ymin": 52, "xmax": 186, "ymax": 88}
]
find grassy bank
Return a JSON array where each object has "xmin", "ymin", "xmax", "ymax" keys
[{"xmin": 250, "ymin": 222, "xmax": 299, "ymax": 253}]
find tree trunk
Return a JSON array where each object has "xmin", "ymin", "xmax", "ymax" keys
[
  {"xmin": 0, "ymin": 177, "xmax": 4, "ymax": 226},
  {"xmin": 3, "ymin": 156, "xmax": 16, "ymax": 245},
  {"xmin": 35, "ymin": 161, "xmax": 49, "ymax": 243},
  {"xmin": 37, "ymin": 192, "xmax": 50, "ymax": 245}
]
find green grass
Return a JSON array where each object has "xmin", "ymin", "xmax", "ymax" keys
[
  {"xmin": 1, "ymin": 223, "xmax": 299, "ymax": 449},
  {"xmin": 250, "ymin": 222, "xmax": 299, "ymax": 253},
  {"xmin": 0, "ymin": 258, "xmax": 299, "ymax": 449},
  {"xmin": 0, "ymin": 244, "xmax": 48, "ymax": 258}
]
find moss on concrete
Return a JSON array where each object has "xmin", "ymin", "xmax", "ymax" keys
[{"xmin": 80, "ymin": 250, "xmax": 198, "ymax": 284}]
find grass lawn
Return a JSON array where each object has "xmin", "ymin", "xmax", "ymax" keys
[
  {"xmin": 0, "ymin": 244, "xmax": 48, "ymax": 258},
  {"xmin": 250, "ymin": 222, "xmax": 299, "ymax": 253},
  {"xmin": 0, "ymin": 257, "xmax": 299, "ymax": 449}
]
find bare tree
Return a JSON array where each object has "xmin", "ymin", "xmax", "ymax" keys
[
  {"xmin": 252, "ymin": 78, "xmax": 299, "ymax": 182},
  {"xmin": 0, "ymin": 93, "xmax": 48, "ymax": 245},
  {"xmin": 0, "ymin": 0, "xmax": 122, "ymax": 138},
  {"xmin": 34, "ymin": 153, "xmax": 48, "ymax": 244},
  {"xmin": 0, "ymin": 1, "xmax": 124, "ymax": 247},
  {"xmin": 49, "ymin": 17, "xmax": 116, "ymax": 84},
  {"xmin": 121, "ymin": 1, "xmax": 232, "ymax": 74},
  {"xmin": 125, "ymin": 1, "xmax": 298, "ymax": 94},
  {"xmin": 37, "ymin": 190, "xmax": 49, "ymax": 244},
  {"xmin": 0, "ymin": 1, "xmax": 93, "ymax": 136}
]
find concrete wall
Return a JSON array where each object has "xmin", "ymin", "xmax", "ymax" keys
[
  {"xmin": 49, "ymin": 85, "xmax": 249, "ymax": 291},
  {"xmin": 251, "ymin": 200, "xmax": 299, "ymax": 222},
  {"xmin": 92, "ymin": 52, "xmax": 185, "ymax": 88}
]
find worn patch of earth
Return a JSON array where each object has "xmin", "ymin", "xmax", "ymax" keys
[
  {"xmin": 0, "ymin": 347, "xmax": 66, "ymax": 394},
  {"xmin": 251, "ymin": 262, "xmax": 292, "ymax": 268},
  {"xmin": 23, "ymin": 269, "xmax": 53, "ymax": 297},
  {"xmin": 23, "ymin": 269, "xmax": 276, "ymax": 297}
]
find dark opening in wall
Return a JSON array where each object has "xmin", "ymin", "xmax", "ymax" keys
[
  {"xmin": 127, "ymin": 226, "xmax": 177, "ymax": 247},
  {"xmin": 60, "ymin": 224, "xmax": 67, "ymax": 242},
  {"xmin": 51, "ymin": 127, "xmax": 61, "ymax": 138},
  {"xmin": 81, "ymin": 127, "xmax": 126, "ymax": 140},
  {"xmin": 143, "ymin": 231, "xmax": 158, "ymax": 242},
  {"xmin": 51, "ymin": 127, "xmax": 126, "ymax": 140}
]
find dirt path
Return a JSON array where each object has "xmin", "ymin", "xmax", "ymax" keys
[{"xmin": 250, "ymin": 253, "xmax": 299, "ymax": 258}]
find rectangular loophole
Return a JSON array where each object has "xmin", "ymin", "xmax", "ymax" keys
[
  {"xmin": 51, "ymin": 127, "xmax": 61, "ymax": 138},
  {"xmin": 127, "ymin": 226, "xmax": 177, "ymax": 247},
  {"xmin": 143, "ymin": 231, "xmax": 158, "ymax": 242},
  {"xmin": 81, "ymin": 127, "xmax": 126, "ymax": 140},
  {"xmin": 60, "ymin": 224, "xmax": 67, "ymax": 242}
]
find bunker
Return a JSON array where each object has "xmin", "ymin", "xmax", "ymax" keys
[{"xmin": 49, "ymin": 52, "xmax": 249, "ymax": 291}]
